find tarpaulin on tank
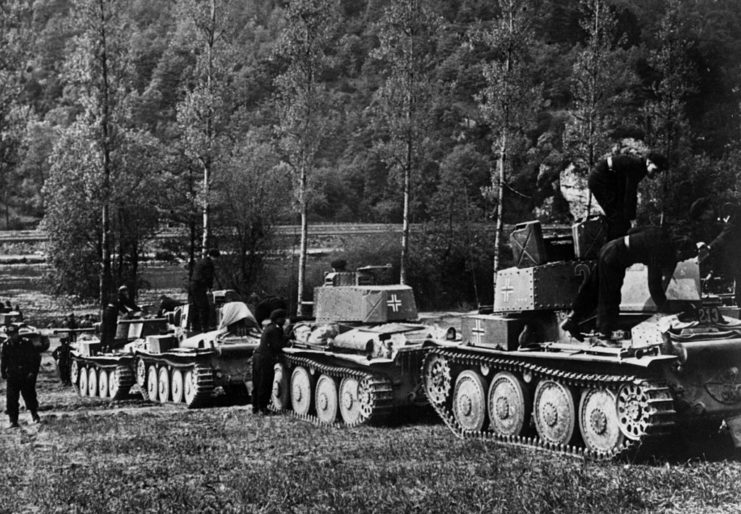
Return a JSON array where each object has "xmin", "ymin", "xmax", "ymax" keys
[{"xmin": 218, "ymin": 302, "xmax": 258, "ymax": 329}]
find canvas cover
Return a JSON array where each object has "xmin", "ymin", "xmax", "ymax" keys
[
  {"xmin": 314, "ymin": 285, "xmax": 418, "ymax": 323},
  {"xmin": 218, "ymin": 302, "xmax": 258, "ymax": 329}
]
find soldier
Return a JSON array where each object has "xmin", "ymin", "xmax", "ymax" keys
[
  {"xmin": 1, "ymin": 324, "xmax": 41, "ymax": 428},
  {"xmin": 117, "ymin": 285, "xmax": 141, "ymax": 318},
  {"xmin": 562, "ymin": 226, "xmax": 696, "ymax": 346},
  {"xmin": 588, "ymin": 152, "xmax": 668, "ymax": 239},
  {"xmin": 690, "ymin": 198, "xmax": 741, "ymax": 307},
  {"xmin": 52, "ymin": 337, "xmax": 73, "ymax": 386},
  {"xmin": 252, "ymin": 309, "xmax": 288, "ymax": 415},
  {"xmin": 189, "ymin": 249, "xmax": 220, "ymax": 332}
]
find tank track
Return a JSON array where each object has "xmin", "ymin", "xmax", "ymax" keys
[
  {"xmin": 71, "ymin": 358, "xmax": 135, "ymax": 400},
  {"xmin": 137, "ymin": 357, "xmax": 215, "ymax": 408},
  {"xmin": 186, "ymin": 364, "xmax": 215, "ymax": 408},
  {"xmin": 424, "ymin": 348, "xmax": 676, "ymax": 461},
  {"xmin": 273, "ymin": 354, "xmax": 394, "ymax": 427}
]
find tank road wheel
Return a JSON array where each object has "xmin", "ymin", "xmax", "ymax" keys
[
  {"xmin": 423, "ymin": 354, "xmax": 452, "ymax": 405},
  {"xmin": 271, "ymin": 363, "xmax": 290, "ymax": 411},
  {"xmin": 579, "ymin": 389, "xmax": 625, "ymax": 453},
  {"xmin": 338, "ymin": 376, "xmax": 383, "ymax": 426},
  {"xmin": 488, "ymin": 372, "xmax": 530, "ymax": 437},
  {"xmin": 183, "ymin": 366, "xmax": 214, "ymax": 408},
  {"xmin": 70, "ymin": 359, "xmax": 80, "ymax": 388},
  {"xmin": 136, "ymin": 358, "xmax": 149, "ymax": 401},
  {"xmin": 146, "ymin": 366, "xmax": 159, "ymax": 402},
  {"xmin": 171, "ymin": 370, "xmax": 184, "ymax": 404},
  {"xmin": 452, "ymin": 370, "xmax": 488, "ymax": 432},
  {"xmin": 158, "ymin": 367, "xmax": 171, "ymax": 403},
  {"xmin": 87, "ymin": 367, "xmax": 98, "ymax": 397},
  {"xmin": 78, "ymin": 367, "xmax": 88, "ymax": 397},
  {"xmin": 533, "ymin": 380, "xmax": 576, "ymax": 446},
  {"xmin": 107, "ymin": 369, "xmax": 119, "ymax": 399},
  {"xmin": 315, "ymin": 375, "xmax": 339, "ymax": 424},
  {"xmin": 97, "ymin": 368, "xmax": 109, "ymax": 399},
  {"xmin": 291, "ymin": 367, "xmax": 314, "ymax": 416}
]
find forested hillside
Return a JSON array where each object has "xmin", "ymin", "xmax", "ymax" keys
[{"xmin": 1, "ymin": 0, "xmax": 740, "ymax": 304}]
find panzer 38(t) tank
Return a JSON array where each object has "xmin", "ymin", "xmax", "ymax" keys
[
  {"xmin": 133, "ymin": 292, "xmax": 260, "ymax": 408},
  {"xmin": 272, "ymin": 265, "xmax": 453, "ymax": 426},
  {"xmin": 71, "ymin": 317, "xmax": 169, "ymax": 400},
  {"xmin": 423, "ymin": 219, "xmax": 741, "ymax": 459}
]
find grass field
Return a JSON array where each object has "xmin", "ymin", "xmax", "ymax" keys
[{"xmin": 1, "ymin": 355, "xmax": 740, "ymax": 513}]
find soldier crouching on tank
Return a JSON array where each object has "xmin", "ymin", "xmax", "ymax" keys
[
  {"xmin": 690, "ymin": 197, "xmax": 741, "ymax": 307},
  {"xmin": 1, "ymin": 324, "xmax": 41, "ymax": 428},
  {"xmin": 252, "ymin": 309, "xmax": 289, "ymax": 415},
  {"xmin": 562, "ymin": 226, "xmax": 697, "ymax": 346},
  {"xmin": 52, "ymin": 337, "xmax": 73, "ymax": 386}
]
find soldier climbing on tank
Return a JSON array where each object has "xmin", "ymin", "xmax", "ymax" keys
[
  {"xmin": 117, "ymin": 285, "xmax": 142, "ymax": 318},
  {"xmin": 1, "ymin": 324, "xmax": 41, "ymax": 428},
  {"xmin": 561, "ymin": 226, "xmax": 696, "ymax": 346},
  {"xmin": 189, "ymin": 249, "xmax": 220, "ymax": 333},
  {"xmin": 100, "ymin": 296, "xmax": 119, "ymax": 351},
  {"xmin": 52, "ymin": 337, "xmax": 73, "ymax": 386},
  {"xmin": 690, "ymin": 197, "xmax": 741, "ymax": 307},
  {"xmin": 252, "ymin": 309, "xmax": 288, "ymax": 415},
  {"xmin": 588, "ymin": 151, "xmax": 668, "ymax": 240}
]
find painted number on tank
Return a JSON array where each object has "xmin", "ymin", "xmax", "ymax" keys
[{"xmin": 698, "ymin": 306, "xmax": 721, "ymax": 324}]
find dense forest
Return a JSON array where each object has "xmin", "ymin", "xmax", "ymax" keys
[{"xmin": 1, "ymin": 0, "xmax": 740, "ymax": 308}]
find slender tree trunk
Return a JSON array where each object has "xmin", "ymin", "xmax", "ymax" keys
[
  {"xmin": 97, "ymin": 0, "xmax": 112, "ymax": 313},
  {"xmin": 493, "ymin": 135, "xmax": 506, "ymax": 292},
  {"xmin": 400, "ymin": 142, "xmax": 411, "ymax": 285},
  {"xmin": 201, "ymin": 0, "xmax": 216, "ymax": 256},
  {"xmin": 296, "ymin": 163, "xmax": 308, "ymax": 317}
]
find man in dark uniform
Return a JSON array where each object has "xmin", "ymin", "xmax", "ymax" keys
[
  {"xmin": 189, "ymin": 249, "xmax": 220, "ymax": 333},
  {"xmin": 691, "ymin": 198, "xmax": 741, "ymax": 306},
  {"xmin": 1, "ymin": 324, "xmax": 41, "ymax": 427},
  {"xmin": 100, "ymin": 296, "xmax": 119, "ymax": 350},
  {"xmin": 52, "ymin": 337, "xmax": 73, "ymax": 386},
  {"xmin": 562, "ymin": 226, "xmax": 696, "ymax": 345},
  {"xmin": 588, "ymin": 152, "xmax": 668, "ymax": 239},
  {"xmin": 117, "ymin": 285, "xmax": 141, "ymax": 318},
  {"xmin": 252, "ymin": 309, "xmax": 288, "ymax": 415}
]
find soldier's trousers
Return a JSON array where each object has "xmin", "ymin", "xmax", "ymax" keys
[
  {"xmin": 6, "ymin": 376, "xmax": 38, "ymax": 422},
  {"xmin": 251, "ymin": 353, "xmax": 274, "ymax": 413},
  {"xmin": 58, "ymin": 363, "xmax": 71, "ymax": 385}
]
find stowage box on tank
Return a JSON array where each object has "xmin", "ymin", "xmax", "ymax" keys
[{"xmin": 313, "ymin": 284, "xmax": 418, "ymax": 323}]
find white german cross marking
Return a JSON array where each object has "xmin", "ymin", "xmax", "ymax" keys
[
  {"xmin": 387, "ymin": 294, "xmax": 402, "ymax": 312},
  {"xmin": 501, "ymin": 277, "xmax": 515, "ymax": 302},
  {"xmin": 472, "ymin": 319, "xmax": 486, "ymax": 345}
]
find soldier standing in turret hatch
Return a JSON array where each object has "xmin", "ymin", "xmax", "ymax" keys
[
  {"xmin": 588, "ymin": 151, "xmax": 668, "ymax": 240},
  {"xmin": 1, "ymin": 324, "xmax": 41, "ymax": 428},
  {"xmin": 189, "ymin": 249, "xmax": 220, "ymax": 333}
]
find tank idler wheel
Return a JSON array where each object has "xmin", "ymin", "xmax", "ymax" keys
[
  {"xmin": 488, "ymin": 371, "xmax": 530, "ymax": 437},
  {"xmin": 291, "ymin": 367, "xmax": 314, "ymax": 416},
  {"xmin": 452, "ymin": 370, "xmax": 488, "ymax": 432},
  {"xmin": 70, "ymin": 359, "xmax": 80, "ymax": 387},
  {"xmin": 423, "ymin": 354, "xmax": 452, "ymax": 405},
  {"xmin": 147, "ymin": 365, "xmax": 159, "ymax": 402},
  {"xmin": 97, "ymin": 368, "xmax": 109, "ymax": 399},
  {"xmin": 183, "ymin": 366, "xmax": 214, "ymax": 408},
  {"xmin": 171, "ymin": 369, "xmax": 184, "ymax": 403},
  {"xmin": 271, "ymin": 363, "xmax": 290, "ymax": 411},
  {"xmin": 78, "ymin": 366, "xmax": 88, "ymax": 397},
  {"xmin": 315, "ymin": 375, "xmax": 339, "ymax": 424},
  {"xmin": 533, "ymin": 380, "xmax": 576, "ymax": 446},
  {"xmin": 158, "ymin": 367, "xmax": 170, "ymax": 403},
  {"xmin": 579, "ymin": 389, "xmax": 624, "ymax": 453},
  {"xmin": 87, "ymin": 367, "xmax": 98, "ymax": 397}
]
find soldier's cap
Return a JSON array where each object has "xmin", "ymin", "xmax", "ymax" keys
[
  {"xmin": 118, "ymin": 285, "xmax": 128, "ymax": 292},
  {"xmin": 270, "ymin": 309, "xmax": 287, "ymax": 322},
  {"xmin": 646, "ymin": 152, "xmax": 668, "ymax": 171}
]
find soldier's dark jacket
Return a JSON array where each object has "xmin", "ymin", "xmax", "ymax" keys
[
  {"xmin": 256, "ymin": 323, "xmax": 286, "ymax": 359},
  {"xmin": 1, "ymin": 336, "xmax": 41, "ymax": 379}
]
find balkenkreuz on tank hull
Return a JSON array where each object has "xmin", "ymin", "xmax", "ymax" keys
[
  {"xmin": 423, "ymin": 219, "xmax": 741, "ymax": 459},
  {"xmin": 272, "ymin": 265, "xmax": 455, "ymax": 426},
  {"xmin": 133, "ymin": 291, "xmax": 260, "ymax": 408}
]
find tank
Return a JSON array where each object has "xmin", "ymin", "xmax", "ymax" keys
[
  {"xmin": 0, "ymin": 311, "xmax": 51, "ymax": 354},
  {"xmin": 70, "ymin": 317, "xmax": 170, "ymax": 400},
  {"xmin": 133, "ymin": 297, "xmax": 260, "ymax": 408},
  {"xmin": 271, "ymin": 265, "xmax": 454, "ymax": 426},
  {"xmin": 423, "ymin": 221, "xmax": 741, "ymax": 459}
]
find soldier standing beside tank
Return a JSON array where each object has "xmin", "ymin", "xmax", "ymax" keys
[
  {"xmin": 1, "ymin": 324, "xmax": 41, "ymax": 428},
  {"xmin": 189, "ymin": 249, "xmax": 220, "ymax": 333},
  {"xmin": 690, "ymin": 198, "xmax": 741, "ymax": 307},
  {"xmin": 252, "ymin": 309, "xmax": 288, "ymax": 415},
  {"xmin": 52, "ymin": 337, "xmax": 73, "ymax": 386},
  {"xmin": 588, "ymin": 152, "xmax": 668, "ymax": 239}
]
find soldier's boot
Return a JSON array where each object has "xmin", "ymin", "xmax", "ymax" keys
[
  {"xmin": 31, "ymin": 412, "xmax": 40, "ymax": 424},
  {"xmin": 560, "ymin": 316, "xmax": 584, "ymax": 342},
  {"xmin": 8, "ymin": 418, "xmax": 19, "ymax": 429}
]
